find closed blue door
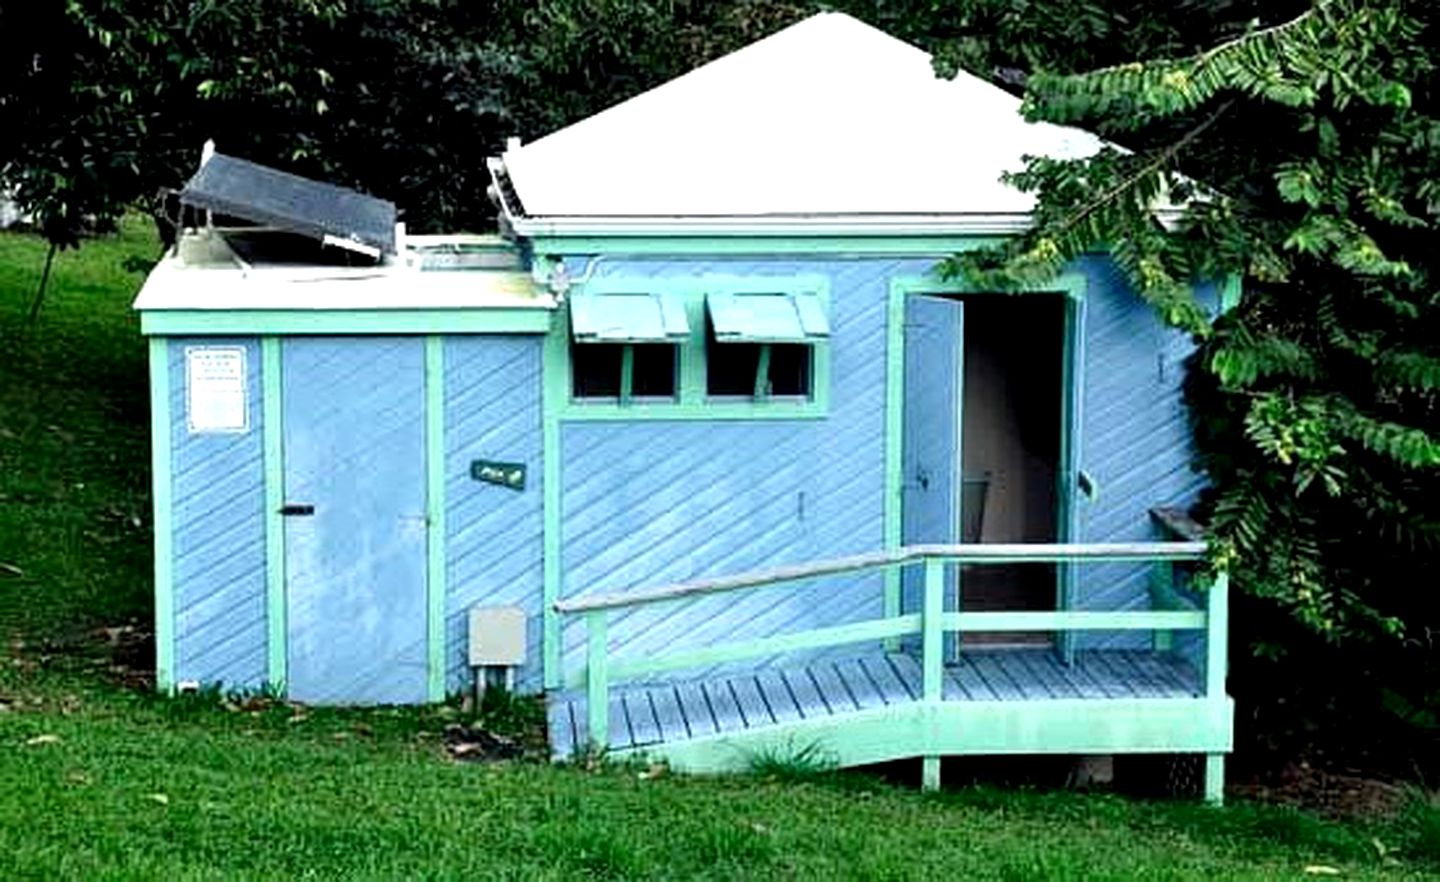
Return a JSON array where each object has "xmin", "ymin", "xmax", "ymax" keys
[
  {"xmin": 901, "ymin": 295, "xmax": 963, "ymax": 655},
  {"xmin": 282, "ymin": 337, "xmax": 428, "ymax": 704}
]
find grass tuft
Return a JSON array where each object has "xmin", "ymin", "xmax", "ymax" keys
[{"xmin": 746, "ymin": 739, "xmax": 839, "ymax": 781}]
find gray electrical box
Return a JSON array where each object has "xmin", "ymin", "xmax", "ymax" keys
[{"xmin": 468, "ymin": 606, "xmax": 526, "ymax": 668}]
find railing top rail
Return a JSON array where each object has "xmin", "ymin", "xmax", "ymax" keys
[{"xmin": 553, "ymin": 541, "xmax": 1207, "ymax": 615}]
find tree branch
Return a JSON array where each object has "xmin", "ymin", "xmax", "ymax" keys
[{"xmin": 1049, "ymin": 98, "xmax": 1236, "ymax": 239}]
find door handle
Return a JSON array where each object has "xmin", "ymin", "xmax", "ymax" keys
[{"xmin": 279, "ymin": 503, "xmax": 315, "ymax": 516}]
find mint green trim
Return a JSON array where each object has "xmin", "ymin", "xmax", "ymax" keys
[
  {"xmin": 889, "ymin": 272, "xmax": 1089, "ymax": 302},
  {"xmin": 542, "ymin": 314, "xmax": 565, "ymax": 689},
  {"xmin": 140, "ymin": 308, "xmax": 553, "ymax": 337},
  {"xmin": 530, "ymin": 236, "xmax": 1001, "ymax": 257},
  {"xmin": 614, "ymin": 697, "xmax": 1235, "ymax": 774},
  {"xmin": 1151, "ymin": 563, "xmax": 1178, "ymax": 652},
  {"xmin": 586, "ymin": 611, "xmax": 609, "ymax": 749},
  {"xmin": 922, "ymin": 560, "xmax": 943, "ymax": 702},
  {"xmin": 565, "ymin": 614, "xmax": 921, "ymax": 688},
  {"xmin": 1056, "ymin": 296, "xmax": 1085, "ymax": 664},
  {"xmin": 618, "ymin": 344, "xmax": 635, "ymax": 405},
  {"xmin": 1219, "ymin": 274, "xmax": 1243, "ymax": 312},
  {"xmin": 262, "ymin": 337, "xmax": 287, "ymax": 691},
  {"xmin": 554, "ymin": 274, "xmax": 831, "ymax": 421},
  {"xmin": 753, "ymin": 344, "xmax": 772, "ymax": 400},
  {"xmin": 882, "ymin": 281, "xmax": 906, "ymax": 629},
  {"xmin": 940, "ymin": 610, "xmax": 1205, "ymax": 632},
  {"xmin": 148, "ymin": 338, "xmax": 175, "ymax": 693},
  {"xmin": 883, "ymin": 272, "xmax": 1090, "ymax": 644},
  {"xmin": 424, "ymin": 335, "xmax": 447, "ymax": 702}
]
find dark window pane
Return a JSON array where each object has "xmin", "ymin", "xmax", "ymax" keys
[
  {"xmin": 572, "ymin": 344, "xmax": 622, "ymax": 398},
  {"xmin": 768, "ymin": 344, "xmax": 811, "ymax": 397},
  {"xmin": 707, "ymin": 335, "xmax": 761, "ymax": 397},
  {"xmin": 632, "ymin": 344, "xmax": 677, "ymax": 398}
]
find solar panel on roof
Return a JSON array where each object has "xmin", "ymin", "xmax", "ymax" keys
[{"xmin": 179, "ymin": 153, "xmax": 397, "ymax": 256}]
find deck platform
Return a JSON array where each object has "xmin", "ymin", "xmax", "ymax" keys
[{"xmin": 548, "ymin": 647, "xmax": 1203, "ymax": 757}]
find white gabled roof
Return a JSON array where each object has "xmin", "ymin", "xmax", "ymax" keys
[{"xmin": 498, "ymin": 12, "xmax": 1105, "ymax": 228}]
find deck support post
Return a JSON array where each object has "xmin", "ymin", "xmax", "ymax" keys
[
  {"xmin": 921, "ymin": 756, "xmax": 941, "ymax": 792},
  {"xmin": 1203, "ymin": 754, "xmax": 1225, "ymax": 806},
  {"xmin": 586, "ymin": 611, "xmax": 609, "ymax": 751},
  {"xmin": 921, "ymin": 559, "xmax": 943, "ymax": 792},
  {"xmin": 1203, "ymin": 572, "xmax": 1229, "ymax": 805}
]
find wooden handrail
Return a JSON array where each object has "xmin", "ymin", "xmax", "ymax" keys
[{"xmin": 554, "ymin": 541, "xmax": 1206, "ymax": 614}]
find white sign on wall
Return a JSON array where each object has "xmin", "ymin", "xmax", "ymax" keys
[{"xmin": 185, "ymin": 346, "xmax": 249, "ymax": 434}]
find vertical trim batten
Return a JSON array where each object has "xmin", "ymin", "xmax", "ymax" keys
[
  {"xmin": 148, "ymin": 338, "xmax": 175, "ymax": 692},
  {"xmin": 881, "ymin": 281, "xmax": 906, "ymax": 623},
  {"xmin": 542, "ymin": 313, "xmax": 566, "ymax": 688},
  {"xmin": 261, "ymin": 336, "xmax": 287, "ymax": 690},
  {"xmin": 425, "ymin": 335, "xmax": 447, "ymax": 702}
]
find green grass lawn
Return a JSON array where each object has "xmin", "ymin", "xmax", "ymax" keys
[{"xmin": 2, "ymin": 219, "xmax": 1439, "ymax": 880}]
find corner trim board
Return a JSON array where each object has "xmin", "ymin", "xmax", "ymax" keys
[
  {"xmin": 542, "ymin": 314, "xmax": 565, "ymax": 688},
  {"xmin": 262, "ymin": 337, "xmax": 287, "ymax": 690},
  {"xmin": 148, "ymin": 338, "xmax": 175, "ymax": 692}
]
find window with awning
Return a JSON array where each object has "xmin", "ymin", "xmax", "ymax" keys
[
  {"xmin": 569, "ymin": 292, "xmax": 686, "ymax": 401},
  {"xmin": 704, "ymin": 291, "xmax": 830, "ymax": 343},
  {"xmin": 563, "ymin": 278, "xmax": 831, "ymax": 413},
  {"xmin": 705, "ymin": 291, "xmax": 827, "ymax": 399},
  {"xmin": 570, "ymin": 291, "xmax": 689, "ymax": 343}
]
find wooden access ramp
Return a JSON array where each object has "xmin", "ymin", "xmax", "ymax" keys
[{"xmin": 550, "ymin": 544, "xmax": 1234, "ymax": 803}]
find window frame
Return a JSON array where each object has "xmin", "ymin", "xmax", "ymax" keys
[{"xmin": 553, "ymin": 273, "xmax": 831, "ymax": 421}]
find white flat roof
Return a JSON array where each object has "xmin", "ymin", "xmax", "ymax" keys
[
  {"xmin": 133, "ymin": 249, "xmax": 552, "ymax": 312},
  {"xmin": 499, "ymin": 12, "xmax": 1104, "ymax": 222}
]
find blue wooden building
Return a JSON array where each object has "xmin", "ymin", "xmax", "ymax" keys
[{"xmin": 136, "ymin": 13, "xmax": 1235, "ymax": 798}]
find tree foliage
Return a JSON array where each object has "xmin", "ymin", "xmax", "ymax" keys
[{"xmin": 947, "ymin": 0, "xmax": 1440, "ymax": 766}]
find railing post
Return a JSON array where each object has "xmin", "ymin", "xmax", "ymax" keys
[
  {"xmin": 586, "ymin": 610, "xmax": 609, "ymax": 752},
  {"xmin": 1204, "ymin": 570, "xmax": 1229, "ymax": 805},
  {"xmin": 922, "ymin": 558, "xmax": 943, "ymax": 702},
  {"xmin": 1205, "ymin": 571, "xmax": 1228, "ymax": 699},
  {"xmin": 921, "ymin": 557, "xmax": 943, "ymax": 792},
  {"xmin": 1151, "ymin": 561, "xmax": 1175, "ymax": 652}
]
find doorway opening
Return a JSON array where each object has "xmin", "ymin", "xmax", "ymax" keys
[{"xmin": 960, "ymin": 295, "xmax": 1066, "ymax": 643}]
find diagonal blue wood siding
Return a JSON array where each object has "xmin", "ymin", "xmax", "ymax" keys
[
  {"xmin": 558, "ymin": 258, "xmax": 918, "ymax": 680},
  {"xmin": 444, "ymin": 336, "xmax": 545, "ymax": 691},
  {"xmin": 1073, "ymin": 260, "xmax": 1213, "ymax": 648},
  {"xmin": 169, "ymin": 337, "xmax": 267, "ymax": 688}
]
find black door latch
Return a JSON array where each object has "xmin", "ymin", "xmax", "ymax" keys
[{"xmin": 279, "ymin": 503, "xmax": 315, "ymax": 516}]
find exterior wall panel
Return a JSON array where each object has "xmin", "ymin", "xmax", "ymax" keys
[
  {"xmin": 444, "ymin": 335, "xmax": 546, "ymax": 692},
  {"xmin": 1073, "ymin": 260, "xmax": 1211, "ymax": 648},
  {"xmin": 169, "ymin": 337, "xmax": 268, "ymax": 688},
  {"xmin": 557, "ymin": 258, "xmax": 916, "ymax": 680}
]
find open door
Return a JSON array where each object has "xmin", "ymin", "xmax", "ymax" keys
[{"xmin": 901, "ymin": 295, "xmax": 963, "ymax": 658}]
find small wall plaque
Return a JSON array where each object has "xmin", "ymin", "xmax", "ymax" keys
[{"xmin": 471, "ymin": 459, "xmax": 526, "ymax": 491}]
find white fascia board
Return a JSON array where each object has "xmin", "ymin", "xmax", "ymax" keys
[{"xmin": 505, "ymin": 213, "xmax": 1037, "ymax": 238}]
